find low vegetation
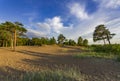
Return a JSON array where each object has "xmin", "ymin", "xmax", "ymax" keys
[
  {"xmin": 74, "ymin": 52, "xmax": 115, "ymax": 59},
  {"xmin": 5, "ymin": 69, "xmax": 84, "ymax": 81},
  {"xmin": 74, "ymin": 44, "xmax": 120, "ymax": 62},
  {"xmin": 91, "ymin": 44, "xmax": 120, "ymax": 55}
]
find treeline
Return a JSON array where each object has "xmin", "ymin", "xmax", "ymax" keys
[
  {"xmin": 16, "ymin": 37, "xmax": 56, "ymax": 46},
  {"xmin": 0, "ymin": 21, "xmax": 88, "ymax": 49},
  {"xmin": 16, "ymin": 34, "xmax": 88, "ymax": 46}
]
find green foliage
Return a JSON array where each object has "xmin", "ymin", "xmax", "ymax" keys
[
  {"xmin": 77, "ymin": 37, "xmax": 83, "ymax": 46},
  {"xmin": 77, "ymin": 37, "xmax": 89, "ymax": 46},
  {"xmin": 74, "ymin": 44, "xmax": 120, "ymax": 62},
  {"xmin": 17, "ymin": 38, "xmax": 31, "ymax": 46},
  {"xmin": 74, "ymin": 52, "xmax": 114, "ymax": 59},
  {"xmin": 93, "ymin": 24, "xmax": 115, "ymax": 44},
  {"xmin": 0, "ymin": 21, "xmax": 90, "ymax": 47},
  {"xmin": 0, "ymin": 21, "xmax": 27, "ymax": 48},
  {"xmin": 31, "ymin": 38, "xmax": 42, "ymax": 46},
  {"xmin": 68, "ymin": 39, "xmax": 76, "ymax": 46},
  {"xmin": 49, "ymin": 37, "xmax": 56, "ymax": 45},
  {"xmin": 63, "ymin": 39, "xmax": 69, "ymax": 45},
  {"xmin": 57, "ymin": 34, "xmax": 66, "ymax": 45},
  {"xmin": 91, "ymin": 44, "xmax": 120, "ymax": 55},
  {"xmin": 83, "ymin": 39, "xmax": 88, "ymax": 46}
]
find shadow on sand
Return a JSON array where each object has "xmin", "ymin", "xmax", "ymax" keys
[{"xmin": 0, "ymin": 66, "xmax": 25, "ymax": 81}]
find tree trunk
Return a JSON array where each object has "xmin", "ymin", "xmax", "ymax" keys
[
  {"xmin": 103, "ymin": 39, "xmax": 106, "ymax": 45},
  {"xmin": 107, "ymin": 35, "xmax": 111, "ymax": 44},
  {"xmin": 2, "ymin": 40, "xmax": 4, "ymax": 47},
  {"xmin": 6, "ymin": 41, "xmax": 7, "ymax": 47},
  {"xmin": 103, "ymin": 38, "xmax": 106, "ymax": 45},
  {"xmin": 107, "ymin": 39, "xmax": 111, "ymax": 44},
  {"xmin": 13, "ymin": 30, "xmax": 16, "ymax": 51},
  {"xmin": 11, "ymin": 37, "xmax": 13, "ymax": 49}
]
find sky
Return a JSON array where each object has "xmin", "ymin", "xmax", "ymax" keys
[{"xmin": 0, "ymin": 0, "xmax": 120, "ymax": 44}]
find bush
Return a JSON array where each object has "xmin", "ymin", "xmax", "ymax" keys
[{"xmin": 91, "ymin": 44, "xmax": 120, "ymax": 55}]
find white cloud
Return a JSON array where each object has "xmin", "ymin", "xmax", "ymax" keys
[
  {"xmin": 46, "ymin": 16, "xmax": 64, "ymax": 33},
  {"xmin": 68, "ymin": 3, "xmax": 89, "ymax": 20},
  {"xmin": 27, "ymin": 29, "xmax": 47, "ymax": 38},
  {"xmin": 26, "ymin": 16, "xmax": 73, "ymax": 38},
  {"xmin": 94, "ymin": 0, "xmax": 120, "ymax": 9},
  {"xmin": 27, "ymin": 1, "xmax": 120, "ymax": 44},
  {"xmin": 66, "ymin": 1, "xmax": 120, "ymax": 44},
  {"xmin": 37, "ymin": 22, "xmax": 51, "ymax": 33}
]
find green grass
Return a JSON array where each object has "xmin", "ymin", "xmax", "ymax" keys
[
  {"xmin": 74, "ymin": 52, "xmax": 115, "ymax": 59},
  {"xmin": 20, "ymin": 69, "xmax": 84, "ymax": 81}
]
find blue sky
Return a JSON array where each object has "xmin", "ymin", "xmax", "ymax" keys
[{"xmin": 0, "ymin": 0, "xmax": 120, "ymax": 44}]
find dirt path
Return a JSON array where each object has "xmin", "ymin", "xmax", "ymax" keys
[{"xmin": 0, "ymin": 46, "xmax": 120, "ymax": 81}]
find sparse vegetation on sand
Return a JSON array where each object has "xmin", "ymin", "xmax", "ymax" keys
[
  {"xmin": 20, "ymin": 69, "xmax": 84, "ymax": 81},
  {"xmin": 0, "ymin": 46, "xmax": 120, "ymax": 81}
]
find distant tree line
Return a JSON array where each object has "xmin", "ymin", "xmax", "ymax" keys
[
  {"xmin": 16, "ymin": 34, "xmax": 88, "ymax": 47},
  {"xmin": 57, "ymin": 34, "xmax": 88, "ymax": 46},
  {"xmin": 0, "ymin": 21, "xmax": 89, "ymax": 50}
]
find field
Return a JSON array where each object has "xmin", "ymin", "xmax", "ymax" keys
[{"xmin": 0, "ymin": 45, "xmax": 120, "ymax": 81}]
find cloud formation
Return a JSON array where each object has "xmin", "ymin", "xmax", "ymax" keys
[
  {"xmin": 68, "ymin": 3, "xmax": 89, "ymax": 20},
  {"xmin": 26, "ymin": 16, "xmax": 73, "ymax": 38},
  {"xmin": 94, "ymin": 0, "xmax": 120, "ymax": 9},
  {"xmin": 27, "ymin": 0, "xmax": 120, "ymax": 44}
]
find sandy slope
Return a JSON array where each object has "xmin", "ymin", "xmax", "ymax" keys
[{"xmin": 0, "ymin": 45, "xmax": 120, "ymax": 81}]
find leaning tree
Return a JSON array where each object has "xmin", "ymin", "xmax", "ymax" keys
[{"xmin": 93, "ymin": 24, "xmax": 115, "ymax": 44}]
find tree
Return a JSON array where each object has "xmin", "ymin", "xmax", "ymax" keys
[
  {"xmin": 0, "ymin": 30, "xmax": 11, "ymax": 47},
  {"xmin": 13, "ymin": 22, "xmax": 27, "ymax": 51},
  {"xmin": 31, "ymin": 38, "xmax": 42, "ymax": 46},
  {"xmin": 104, "ymin": 29, "xmax": 115, "ymax": 44},
  {"xmin": 0, "ymin": 21, "xmax": 27, "ymax": 51},
  {"xmin": 1, "ymin": 21, "xmax": 15, "ymax": 48},
  {"xmin": 77, "ymin": 37, "xmax": 83, "ymax": 46},
  {"xmin": 57, "ymin": 34, "xmax": 66, "ymax": 45},
  {"xmin": 49, "ymin": 37, "xmax": 56, "ymax": 45},
  {"xmin": 68, "ymin": 39, "xmax": 76, "ymax": 46},
  {"xmin": 63, "ymin": 39, "xmax": 69, "ymax": 45},
  {"xmin": 93, "ymin": 24, "xmax": 115, "ymax": 44},
  {"xmin": 83, "ymin": 39, "xmax": 88, "ymax": 46}
]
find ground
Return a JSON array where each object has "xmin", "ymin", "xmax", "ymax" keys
[{"xmin": 0, "ymin": 45, "xmax": 120, "ymax": 81}]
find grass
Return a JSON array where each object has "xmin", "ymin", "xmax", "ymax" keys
[
  {"xmin": 116, "ymin": 55, "xmax": 120, "ymax": 62},
  {"xmin": 18, "ymin": 68, "xmax": 84, "ymax": 81},
  {"xmin": 73, "ymin": 52, "xmax": 115, "ymax": 59}
]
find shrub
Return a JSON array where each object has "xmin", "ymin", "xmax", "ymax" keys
[{"xmin": 91, "ymin": 44, "xmax": 120, "ymax": 55}]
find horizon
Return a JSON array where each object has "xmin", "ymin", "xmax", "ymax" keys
[{"xmin": 0, "ymin": 0, "xmax": 120, "ymax": 44}]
